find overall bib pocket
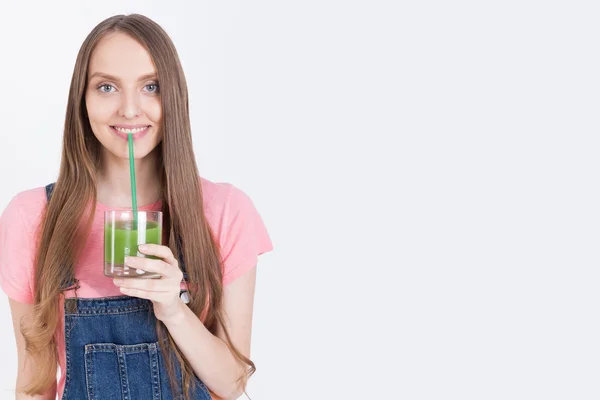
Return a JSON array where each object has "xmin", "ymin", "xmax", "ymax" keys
[{"xmin": 84, "ymin": 342, "xmax": 162, "ymax": 400}]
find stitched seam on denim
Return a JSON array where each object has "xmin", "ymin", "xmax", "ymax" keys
[
  {"xmin": 84, "ymin": 349, "xmax": 95, "ymax": 400},
  {"xmin": 68, "ymin": 306, "xmax": 152, "ymax": 316},
  {"xmin": 62, "ymin": 316, "xmax": 72, "ymax": 400},
  {"xmin": 71, "ymin": 302, "xmax": 150, "ymax": 310},
  {"xmin": 117, "ymin": 347, "xmax": 131, "ymax": 400},
  {"xmin": 86, "ymin": 343, "xmax": 157, "ymax": 354},
  {"xmin": 149, "ymin": 344, "xmax": 161, "ymax": 400}
]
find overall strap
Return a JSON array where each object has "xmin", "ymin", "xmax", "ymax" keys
[{"xmin": 45, "ymin": 182, "xmax": 55, "ymax": 202}]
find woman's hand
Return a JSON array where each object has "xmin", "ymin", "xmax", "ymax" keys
[{"xmin": 112, "ymin": 244, "xmax": 185, "ymax": 324}]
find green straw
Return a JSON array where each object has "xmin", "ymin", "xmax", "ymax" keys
[{"xmin": 128, "ymin": 132, "xmax": 138, "ymax": 229}]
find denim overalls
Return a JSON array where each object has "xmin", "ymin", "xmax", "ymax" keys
[{"xmin": 45, "ymin": 183, "xmax": 212, "ymax": 400}]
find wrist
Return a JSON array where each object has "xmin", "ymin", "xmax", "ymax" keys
[{"xmin": 160, "ymin": 299, "xmax": 188, "ymax": 327}]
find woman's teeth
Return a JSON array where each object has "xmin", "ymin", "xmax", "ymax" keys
[{"xmin": 113, "ymin": 126, "xmax": 149, "ymax": 134}]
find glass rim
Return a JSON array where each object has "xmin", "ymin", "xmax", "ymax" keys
[{"xmin": 104, "ymin": 210, "xmax": 163, "ymax": 217}]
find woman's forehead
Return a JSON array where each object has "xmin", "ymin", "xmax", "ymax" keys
[{"xmin": 88, "ymin": 32, "xmax": 157, "ymax": 81}]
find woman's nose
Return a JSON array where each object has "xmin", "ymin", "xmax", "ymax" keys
[{"xmin": 119, "ymin": 92, "xmax": 141, "ymax": 119}]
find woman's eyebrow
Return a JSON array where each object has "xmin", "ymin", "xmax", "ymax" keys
[{"xmin": 88, "ymin": 72, "xmax": 158, "ymax": 82}]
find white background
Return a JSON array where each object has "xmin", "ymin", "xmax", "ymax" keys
[{"xmin": 0, "ymin": 1, "xmax": 598, "ymax": 399}]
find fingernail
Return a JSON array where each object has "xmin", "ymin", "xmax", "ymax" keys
[
  {"xmin": 113, "ymin": 278, "xmax": 124, "ymax": 285},
  {"xmin": 124, "ymin": 256, "xmax": 131, "ymax": 265},
  {"xmin": 138, "ymin": 245, "xmax": 147, "ymax": 251},
  {"xmin": 136, "ymin": 269, "xmax": 145, "ymax": 274}
]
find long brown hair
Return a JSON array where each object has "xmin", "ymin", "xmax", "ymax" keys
[{"xmin": 19, "ymin": 14, "xmax": 254, "ymax": 399}]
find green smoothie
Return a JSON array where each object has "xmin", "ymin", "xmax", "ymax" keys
[{"xmin": 104, "ymin": 220, "xmax": 161, "ymax": 266}]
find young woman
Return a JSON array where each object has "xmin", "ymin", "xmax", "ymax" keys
[{"xmin": 0, "ymin": 14, "xmax": 272, "ymax": 400}]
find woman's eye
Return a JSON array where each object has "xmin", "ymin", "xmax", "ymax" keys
[
  {"xmin": 96, "ymin": 83, "xmax": 158, "ymax": 93},
  {"xmin": 145, "ymin": 83, "xmax": 159, "ymax": 93},
  {"xmin": 98, "ymin": 84, "xmax": 114, "ymax": 93}
]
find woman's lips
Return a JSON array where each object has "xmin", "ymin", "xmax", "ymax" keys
[{"xmin": 110, "ymin": 125, "xmax": 151, "ymax": 140}]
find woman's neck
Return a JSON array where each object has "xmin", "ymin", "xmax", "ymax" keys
[{"xmin": 96, "ymin": 148, "xmax": 162, "ymax": 208}]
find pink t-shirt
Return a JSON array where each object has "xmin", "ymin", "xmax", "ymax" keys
[{"xmin": 0, "ymin": 176, "xmax": 273, "ymax": 399}]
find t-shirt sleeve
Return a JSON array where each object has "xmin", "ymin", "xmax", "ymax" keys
[
  {"xmin": 220, "ymin": 185, "xmax": 273, "ymax": 285},
  {"xmin": 0, "ymin": 196, "xmax": 36, "ymax": 304}
]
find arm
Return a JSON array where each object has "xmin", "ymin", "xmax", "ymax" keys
[
  {"xmin": 163, "ymin": 267, "xmax": 256, "ymax": 400},
  {"xmin": 116, "ymin": 243, "xmax": 259, "ymax": 400},
  {"xmin": 8, "ymin": 299, "xmax": 57, "ymax": 400}
]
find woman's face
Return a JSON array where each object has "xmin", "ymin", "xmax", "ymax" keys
[{"xmin": 85, "ymin": 32, "xmax": 163, "ymax": 161}]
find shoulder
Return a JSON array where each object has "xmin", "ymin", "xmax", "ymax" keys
[
  {"xmin": 0, "ymin": 187, "xmax": 47, "ymax": 304},
  {"xmin": 1, "ymin": 186, "xmax": 48, "ymax": 230},
  {"xmin": 199, "ymin": 176, "xmax": 273, "ymax": 284},
  {"xmin": 199, "ymin": 176, "xmax": 255, "ymax": 220}
]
